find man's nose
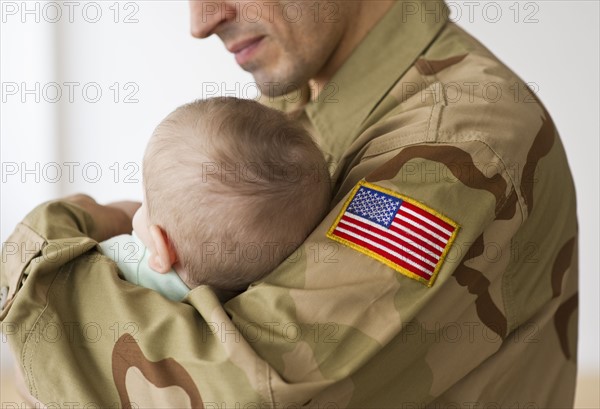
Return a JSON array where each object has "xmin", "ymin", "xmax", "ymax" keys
[{"xmin": 189, "ymin": 0, "xmax": 237, "ymax": 39}]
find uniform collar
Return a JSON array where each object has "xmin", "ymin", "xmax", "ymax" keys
[{"xmin": 262, "ymin": 0, "xmax": 449, "ymax": 163}]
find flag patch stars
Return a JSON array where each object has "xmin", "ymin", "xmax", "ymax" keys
[{"xmin": 327, "ymin": 180, "xmax": 459, "ymax": 287}]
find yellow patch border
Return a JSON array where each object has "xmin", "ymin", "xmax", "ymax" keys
[{"xmin": 326, "ymin": 180, "xmax": 460, "ymax": 287}]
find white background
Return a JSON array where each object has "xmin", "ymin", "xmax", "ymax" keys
[{"xmin": 1, "ymin": 0, "xmax": 598, "ymax": 404}]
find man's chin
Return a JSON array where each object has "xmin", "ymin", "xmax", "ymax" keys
[{"xmin": 250, "ymin": 71, "xmax": 309, "ymax": 99}]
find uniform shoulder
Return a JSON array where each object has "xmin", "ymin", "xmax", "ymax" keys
[
  {"xmin": 351, "ymin": 23, "xmax": 568, "ymax": 220},
  {"xmin": 415, "ymin": 23, "xmax": 550, "ymax": 159},
  {"xmin": 365, "ymin": 23, "xmax": 557, "ymax": 194}
]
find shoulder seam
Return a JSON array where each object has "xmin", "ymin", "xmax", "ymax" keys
[{"xmin": 468, "ymin": 138, "xmax": 527, "ymax": 224}]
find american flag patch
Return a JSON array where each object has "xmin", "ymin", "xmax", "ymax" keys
[{"xmin": 327, "ymin": 181, "xmax": 459, "ymax": 287}]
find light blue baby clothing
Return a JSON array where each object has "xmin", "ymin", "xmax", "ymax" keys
[{"xmin": 99, "ymin": 233, "xmax": 190, "ymax": 302}]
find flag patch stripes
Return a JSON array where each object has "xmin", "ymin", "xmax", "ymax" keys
[{"xmin": 327, "ymin": 180, "xmax": 459, "ymax": 287}]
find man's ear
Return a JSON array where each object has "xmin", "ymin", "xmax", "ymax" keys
[{"xmin": 148, "ymin": 225, "xmax": 178, "ymax": 274}]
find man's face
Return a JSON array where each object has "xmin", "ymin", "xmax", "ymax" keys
[{"xmin": 189, "ymin": 0, "xmax": 351, "ymax": 96}]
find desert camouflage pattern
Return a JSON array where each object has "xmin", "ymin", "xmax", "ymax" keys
[{"xmin": 1, "ymin": 1, "xmax": 577, "ymax": 407}]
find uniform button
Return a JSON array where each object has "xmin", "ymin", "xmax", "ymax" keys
[{"xmin": 0, "ymin": 286, "xmax": 8, "ymax": 310}]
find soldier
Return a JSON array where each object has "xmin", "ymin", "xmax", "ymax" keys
[{"xmin": 1, "ymin": 0, "xmax": 578, "ymax": 407}]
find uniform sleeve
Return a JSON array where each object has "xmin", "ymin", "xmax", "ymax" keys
[
  {"xmin": 1, "ymin": 201, "xmax": 97, "ymax": 320},
  {"xmin": 0, "ymin": 201, "xmax": 270, "ymax": 406},
  {"xmin": 225, "ymin": 138, "xmax": 523, "ymax": 405}
]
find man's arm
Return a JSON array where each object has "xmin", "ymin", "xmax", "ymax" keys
[
  {"xmin": 1, "ymin": 128, "xmax": 578, "ymax": 407},
  {"xmin": 62, "ymin": 194, "xmax": 140, "ymax": 241},
  {"xmin": 1, "ymin": 198, "xmax": 270, "ymax": 406}
]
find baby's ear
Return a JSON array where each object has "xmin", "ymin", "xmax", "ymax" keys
[{"xmin": 148, "ymin": 225, "xmax": 178, "ymax": 274}]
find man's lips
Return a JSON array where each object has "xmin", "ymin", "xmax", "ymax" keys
[{"xmin": 227, "ymin": 36, "xmax": 265, "ymax": 65}]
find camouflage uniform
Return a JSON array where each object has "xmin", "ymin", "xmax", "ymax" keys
[{"xmin": 1, "ymin": 1, "xmax": 578, "ymax": 407}]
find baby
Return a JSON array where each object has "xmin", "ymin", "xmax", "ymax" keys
[{"xmin": 99, "ymin": 97, "xmax": 331, "ymax": 301}]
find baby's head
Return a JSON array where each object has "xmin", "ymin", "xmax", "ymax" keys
[{"xmin": 133, "ymin": 97, "xmax": 331, "ymax": 292}]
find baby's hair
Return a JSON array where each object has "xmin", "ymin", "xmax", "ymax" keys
[{"xmin": 144, "ymin": 97, "xmax": 331, "ymax": 291}]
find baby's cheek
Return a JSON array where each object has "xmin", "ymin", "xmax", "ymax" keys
[{"xmin": 132, "ymin": 206, "xmax": 152, "ymax": 248}]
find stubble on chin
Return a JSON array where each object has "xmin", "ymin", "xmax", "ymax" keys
[{"xmin": 251, "ymin": 58, "xmax": 313, "ymax": 99}]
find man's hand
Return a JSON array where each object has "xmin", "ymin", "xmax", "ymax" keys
[{"xmin": 64, "ymin": 194, "xmax": 141, "ymax": 242}]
